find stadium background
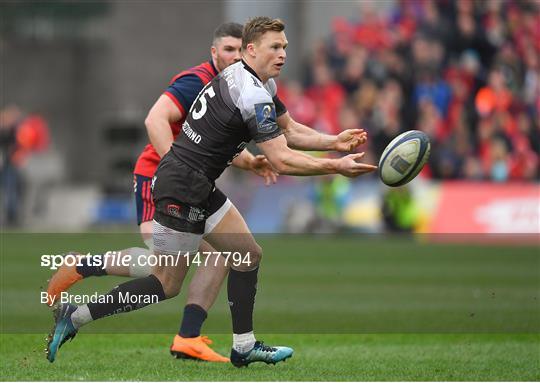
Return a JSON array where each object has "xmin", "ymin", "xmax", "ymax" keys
[
  {"xmin": 2, "ymin": 0, "xmax": 538, "ymax": 233},
  {"xmin": 1, "ymin": 1, "xmax": 539, "ymax": 381}
]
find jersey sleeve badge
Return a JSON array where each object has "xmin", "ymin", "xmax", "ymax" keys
[{"xmin": 254, "ymin": 103, "xmax": 277, "ymax": 133}]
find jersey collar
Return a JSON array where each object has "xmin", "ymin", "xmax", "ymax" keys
[{"xmin": 241, "ymin": 59, "xmax": 262, "ymax": 82}]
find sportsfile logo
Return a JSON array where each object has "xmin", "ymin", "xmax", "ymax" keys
[{"xmin": 40, "ymin": 251, "xmax": 252, "ymax": 270}]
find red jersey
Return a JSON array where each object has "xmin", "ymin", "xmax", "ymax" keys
[{"xmin": 133, "ymin": 61, "xmax": 218, "ymax": 177}]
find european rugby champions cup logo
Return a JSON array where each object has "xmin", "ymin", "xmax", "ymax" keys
[{"xmin": 255, "ymin": 103, "xmax": 277, "ymax": 133}]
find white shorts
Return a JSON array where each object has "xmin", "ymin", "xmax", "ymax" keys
[{"xmin": 152, "ymin": 198, "xmax": 233, "ymax": 254}]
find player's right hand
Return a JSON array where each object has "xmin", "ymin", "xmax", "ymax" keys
[{"xmin": 336, "ymin": 152, "xmax": 377, "ymax": 177}]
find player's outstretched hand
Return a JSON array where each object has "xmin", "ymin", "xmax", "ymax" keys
[
  {"xmin": 334, "ymin": 129, "xmax": 368, "ymax": 152},
  {"xmin": 251, "ymin": 154, "xmax": 278, "ymax": 185},
  {"xmin": 336, "ymin": 152, "xmax": 377, "ymax": 177}
]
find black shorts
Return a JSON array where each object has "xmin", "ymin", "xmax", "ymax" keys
[{"xmin": 152, "ymin": 153, "xmax": 226, "ymax": 234}]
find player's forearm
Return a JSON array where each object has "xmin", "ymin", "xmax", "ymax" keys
[
  {"xmin": 231, "ymin": 149, "xmax": 254, "ymax": 170},
  {"xmin": 284, "ymin": 121, "xmax": 336, "ymax": 151},
  {"xmin": 272, "ymin": 150, "xmax": 337, "ymax": 176},
  {"xmin": 144, "ymin": 117, "xmax": 174, "ymax": 158}
]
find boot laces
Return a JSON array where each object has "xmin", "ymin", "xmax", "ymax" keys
[{"xmin": 256, "ymin": 341, "xmax": 277, "ymax": 353}]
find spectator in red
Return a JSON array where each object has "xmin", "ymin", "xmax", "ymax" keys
[
  {"xmin": 353, "ymin": 2, "xmax": 393, "ymax": 51},
  {"xmin": 475, "ymin": 67, "xmax": 513, "ymax": 117},
  {"xmin": 388, "ymin": 0, "xmax": 419, "ymax": 46},
  {"xmin": 509, "ymin": 134, "xmax": 538, "ymax": 180},
  {"xmin": 326, "ymin": 17, "xmax": 355, "ymax": 74},
  {"xmin": 277, "ymin": 80, "xmax": 316, "ymax": 127},
  {"xmin": 508, "ymin": 2, "xmax": 540, "ymax": 59},
  {"xmin": 444, "ymin": 68, "xmax": 471, "ymax": 140},
  {"xmin": 299, "ymin": 0, "xmax": 540, "ymax": 181},
  {"xmin": 305, "ymin": 63, "xmax": 346, "ymax": 136}
]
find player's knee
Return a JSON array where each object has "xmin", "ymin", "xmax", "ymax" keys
[
  {"xmin": 237, "ymin": 243, "xmax": 262, "ymax": 271},
  {"xmin": 250, "ymin": 243, "xmax": 263, "ymax": 266},
  {"xmin": 161, "ymin": 278, "xmax": 182, "ymax": 298}
]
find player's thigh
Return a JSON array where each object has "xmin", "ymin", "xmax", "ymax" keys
[
  {"xmin": 193, "ymin": 239, "xmax": 230, "ymax": 276},
  {"xmin": 197, "ymin": 238, "xmax": 231, "ymax": 272},
  {"xmin": 139, "ymin": 221, "xmax": 153, "ymax": 246},
  {"xmin": 151, "ymin": 219, "xmax": 202, "ymax": 297},
  {"xmin": 204, "ymin": 203, "xmax": 262, "ymax": 270},
  {"xmin": 150, "ymin": 252, "xmax": 191, "ymax": 298}
]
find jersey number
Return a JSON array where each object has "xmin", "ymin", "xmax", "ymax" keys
[{"xmin": 192, "ymin": 86, "xmax": 216, "ymax": 120}]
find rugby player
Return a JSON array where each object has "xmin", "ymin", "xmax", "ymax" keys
[
  {"xmin": 46, "ymin": 22, "xmax": 277, "ymax": 362},
  {"xmin": 46, "ymin": 17, "xmax": 376, "ymax": 367}
]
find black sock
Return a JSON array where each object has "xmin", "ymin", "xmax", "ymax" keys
[
  {"xmin": 179, "ymin": 304, "xmax": 207, "ymax": 338},
  {"xmin": 76, "ymin": 254, "xmax": 107, "ymax": 278},
  {"xmin": 227, "ymin": 267, "xmax": 258, "ymax": 334},
  {"xmin": 87, "ymin": 274, "xmax": 166, "ymax": 320}
]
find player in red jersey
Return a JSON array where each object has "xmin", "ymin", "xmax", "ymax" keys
[{"xmin": 46, "ymin": 22, "xmax": 276, "ymax": 362}]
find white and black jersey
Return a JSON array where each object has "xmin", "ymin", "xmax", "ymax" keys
[
  {"xmin": 152, "ymin": 60, "xmax": 287, "ymax": 234},
  {"xmin": 170, "ymin": 60, "xmax": 287, "ymax": 181}
]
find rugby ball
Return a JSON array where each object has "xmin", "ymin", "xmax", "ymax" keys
[{"xmin": 378, "ymin": 130, "xmax": 431, "ymax": 187}]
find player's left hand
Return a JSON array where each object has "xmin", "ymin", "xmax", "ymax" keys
[
  {"xmin": 251, "ymin": 155, "xmax": 278, "ymax": 185},
  {"xmin": 334, "ymin": 129, "xmax": 368, "ymax": 152}
]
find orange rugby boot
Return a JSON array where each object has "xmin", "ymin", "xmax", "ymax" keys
[
  {"xmin": 170, "ymin": 335, "xmax": 229, "ymax": 362},
  {"xmin": 46, "ymin": 252, "xmax": 83, "ymax": 306}
]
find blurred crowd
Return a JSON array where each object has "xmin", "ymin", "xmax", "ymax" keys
[
  {"xmin": 0, "ymin": 105, "xmax": 50, "ymax": 225},
  {"xmin": 277, "ymin": 0, "xmax": 539, "ymax": 181}
]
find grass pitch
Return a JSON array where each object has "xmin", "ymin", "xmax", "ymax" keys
[
  {"xmin": 2, "ymin": 333, "xmax": 539, "ymax": 381},
  {"xmin": 1, "ymin": 233, "xmax": 539, "ymax": 380}
]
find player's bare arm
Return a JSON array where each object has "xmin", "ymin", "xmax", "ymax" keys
[
  {"xmin": 144, "ymin": 94, "xmax": 181, "ymax": 157},
  {"xmin": 146, "ymin": 95, "xmax": 276, "ymax": 183},
  {"xmin": 231, "ymin": 149, "xmax": 278, "ymax": 185},
  {"xmin": 277, "ymin": 111, "xmax": 367, "ymax": 152},
  {"xmin": 257, "ymin": 134, "xmax": 376, "ymax": 177}
]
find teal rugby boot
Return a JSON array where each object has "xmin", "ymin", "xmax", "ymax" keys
[
  {"xmin": 46, "ymin": 303, "xmax": 78, "ymax": 362},
  {"xmin": 230, "ymin": 341, "xmax": 293, "ymax": 367}
]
